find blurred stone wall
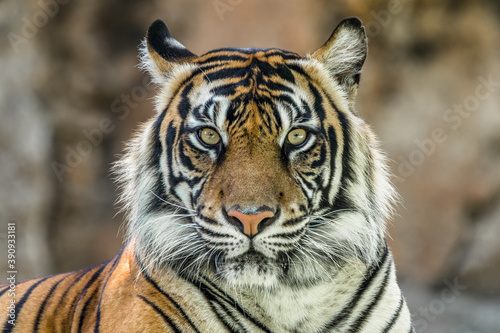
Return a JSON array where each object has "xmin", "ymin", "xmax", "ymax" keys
[
  {"xmin": 0, "ymin": 0, "xmax": 54, "ymax": 278},
  {"xmin": 1, "ymin": 0, "xmax": 499, "ymax": 329}
]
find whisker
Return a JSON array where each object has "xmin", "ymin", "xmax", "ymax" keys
[
  {"xmin": 309, "ymin": 208, "xmax": 362, "ymax": 218},
  {"xmin": 196, "ymin": 64, "xmax": 212, "ymax": 83},
  {"xmin": 149, "ymin": 190, "xmax": 196, "ymax": 212}
]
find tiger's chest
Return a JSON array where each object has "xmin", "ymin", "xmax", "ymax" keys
[
  {"xmin": 242, "ymin": 282, "xmax": 361, "ymax": 332},
  {"xmin": 196, "ymin": 263, "xmax": 367, "ymax": 333}
]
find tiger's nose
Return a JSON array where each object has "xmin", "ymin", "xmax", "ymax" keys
[{"xmin": 227, "ymin": 210, "xmax": 275, "ymax": 237}]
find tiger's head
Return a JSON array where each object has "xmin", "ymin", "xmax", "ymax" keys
[{"xmin": 116, "ymin": 18, "xmax": 395, "ymax": 288}]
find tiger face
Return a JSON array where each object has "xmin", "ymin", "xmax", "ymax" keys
[
  {"xmin": 188, "ymin": 57, "xmax": 324, "ymax": 287},
  {"xmin": 117, "ymin": 18, "xmax": 394, "ymax": 289}
]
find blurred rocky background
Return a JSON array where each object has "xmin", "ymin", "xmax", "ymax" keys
[{"xmin": 1, "ymin": 0, "xmax": 499, "ymax": 331}]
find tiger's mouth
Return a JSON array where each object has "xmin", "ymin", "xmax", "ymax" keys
[{"xmin": 192, "ymin": 203, "xmax": 310, "ymax": 286}]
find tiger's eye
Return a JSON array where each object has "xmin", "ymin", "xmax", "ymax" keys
[
  {"xmin": 287, "ymin": 128, "xmax": 307, "ymax": 146},
  {"xmin": 199, "ymin": 128, "xmax": 221, "ymax": 146}
]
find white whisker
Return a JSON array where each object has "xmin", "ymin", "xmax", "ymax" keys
[{"xmin": 149, "ymin": 190, "xmax": 196, "ymax": 212}]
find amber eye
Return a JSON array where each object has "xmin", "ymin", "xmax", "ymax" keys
[
  {"xmin": 198, "ymin": 128, "xmax": 221, "ymax": 146},
  {"xmin": 287, "ymin": 128, "xmax": 308, "ymax": 146}
]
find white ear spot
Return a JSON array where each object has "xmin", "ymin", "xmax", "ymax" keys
[{"xmin": 164, "ymin": 37, "xmax": 188, "ymax": 50}]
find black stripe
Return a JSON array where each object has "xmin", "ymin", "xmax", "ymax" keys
[
  {"xmin": 296, "ymin": 171, "xmax": 315, "ymax": 194},
  {"xmin": 178, "ymin": 82, "xmax": 194, "ymax": 119},
  {"xmin": 94, "ymin": 247, "xmax": 125, "ymax": 333},
  {"xmin": 78, "ymin": 288, "xmax": 98, "ymax": 333},
  {"xmin": 198, "ymin": 278, "xmax": 273, "ymax": 333},
  {"xmin": 382, "ymin": 296, "xmax": 404, "ymax": 333},
  {"xmin": 271, "ymin": 103, "xmax": 284, "ymax": 130},
  {"xmin": 2, "ymin": 275, "xmax": 51, "ymax": 333},
  {"xmin": 197, "ymin": 48, "xmax": 301, "ymax": 63},
  {"xmin": 78, "ymin": 264, "xmax": 107, "ymax": 301},
  {"xmin": 267, "ymin": 228, "xmax": 305, "ymax": 241},
  {"xmin": 269, "ymin": 50, "xmax": 302, "ymax": 60},
  {"xmin": 311, "ymin": 144, "xmax": 327, "ymax": 169},
  {"xmin": 136, "ymin": 257, "xmax": 201, "ymax": 333},
  {"xmin": 138, "ymin": 295, "xmax": 182, "ymax": 333},
  {"xmin": 262, "ymin": 48, "xmax": 302, "ymax": 59},
  {"xmin": 206, "ymin": 59, "xmax": 297, "ymax": 92},
  {"xmin": 206, "ymin": 66, "xmax": 248, "ymax": 82},
  {"xmin": 282, "ymin": 216, "xmax": 307, "ymax": 227},
  {"xmin": 0, "ymin": 285, "xmax": 9, "ymax": 298},
  {"xmin": 73, "ymin": 265, "xmax": 107, "ymax": 332},
  {"xmin": 286, "ymin": 63, "xmax": 310, "ymax": 78},
  {"xmin": 53, "ymin": 266, "xmax": 93, "ymax": 318},
  {"xmin": 308, "ymin": 82, "xmax": 326, "ymax": 121},
  {"xmin": 211, "ymin": 81, "xmax": 246, "ymax": 97},
  {"xmin": 255, "ymin": 60, "xmax": 295, "ymax": 85},
  {"xmin": 196, "ymin": 225, "xmax": 239, "ymax": 240},
  {"xmin": 347, "ymin": 257, "xmax": 392, "ymax": 332},
  {"xmin": 191, "ymin": 178, "xmax": 207, "ymax": 206},
  {"xmin": 34, "ymin": 274, "xmax": 69, "ymax": 332},
  {"xmin": 331, "ymin": 97, "xmax": 354, "ymax": 182},
  {"xmin": 298, "ymin": 182, "xmax": 314, "ymax": 208},
  {"xmin": 196, "ymin": 282, "xmax": 247, "ymax": 332},
  {"xmin": 145, "ymin": 114, "xmax": 168, "ymax": 216},
  {"xmin": 261, "ymin": 80, "xmax": 293, "ymax": 93},
  {"xmin": 147, "ymin": 265, "xmax": 230, "ymax": 332},
  {"xmin": 325, "ymin": 93, "xmax": 356, "ymax": 212},
  {"xmin": 299, "ymin": 98, "xmax": 313, "ymax": 121},
  {"xmin": 164, "ymin": 122, "xmax": 178, "ymax": 182},
  {"xmin": 323, "ymin": 246, "xmax": 389, "ymax": 330},
  {"xmin": 151, "ymin": 112, "xmax": 166, "ymax": 166},
  {"xmin": 163, "ymin": 123, "xmax": 186, "ymax": 204},
  {"xmin": 191, "ymin": 104, "xmax": 204, "ymax": 122},
  {"xmin": 198, "ymin": 214, "xmax": 219, "ymax": 225},
  {"xmin": 178, "ymin": 140, "xmax": 202, "ymax": 174},
  {"xmin": 202, "ymin": 288, "xmax": 248, "ymax": 333},
  {"xmin": 196, "ymin": 50, "xmax": 251, "ymax": 64},
  {"xmin": 196, "ymin": 54, "xmax": 249, "ymax": 65},
  {"xmin": 275, "ymin": 93, "xmax": 299, "ymax": 114}
]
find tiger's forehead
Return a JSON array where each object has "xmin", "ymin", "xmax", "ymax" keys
[
  {"xmin": 193, "ymin": 48, "xmax": 302, "ymax": 67},
  {"xmin": 181, "ymin": 48, "xmax": 320, "ymax": 128},
  {"xmin": 192, "ymin": 48, "xmax": 304, "ymax": 99}
]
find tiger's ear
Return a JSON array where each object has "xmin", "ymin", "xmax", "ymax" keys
[
  {"xmin": 312, "ymin": 17, "xmax": 367, "ymax": 104},
  {"xmin": 141, "ymin": 19, "xmax": 197, "ymax": 83}
]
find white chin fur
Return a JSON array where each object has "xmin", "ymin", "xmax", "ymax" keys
[{"xmin": 217, "ymin": 255, "xmax": 283, "ymax": 288}]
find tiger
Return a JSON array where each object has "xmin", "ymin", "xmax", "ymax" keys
[{"xmin": 0, "ymin": 17, "xmax": 413, "ymax": 332}]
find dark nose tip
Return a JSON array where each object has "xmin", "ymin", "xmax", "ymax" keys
[{"xmin": 227, "ymin": 210, "xmax": 275, "ymax": 237}]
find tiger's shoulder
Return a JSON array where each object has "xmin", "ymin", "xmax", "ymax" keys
[{"xmin": 0, "ymin": 244, "xmax": 232, "ymax": 332}]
